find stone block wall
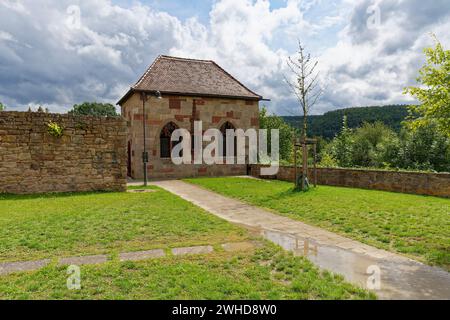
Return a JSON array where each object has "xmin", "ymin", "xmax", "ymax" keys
[
  {"xmin": 250, "ymin": 165, "xmax": 450, "ymax": 198},
  {"xmin": 0, "ymin": 112, "xmax": 127, "ymax": 194},
  {"xmin": 121, "ymin": 93, "xmax": 259, "ymax": 179}
]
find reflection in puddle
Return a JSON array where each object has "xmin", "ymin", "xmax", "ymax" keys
[
  {"xmin": 263, "ymin": 230, "xmax": 374, "ymax": 287},
  {"xmin": 262, "ymin": 229, "xmax": 450, "ymax": 300}
]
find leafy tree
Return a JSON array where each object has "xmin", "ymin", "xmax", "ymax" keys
[
  {"xmin": 0, "ymin": 102, "xmax": 5, "ymax": 111},
  {"xmin": 404, "ymin": 36, "xmax": 450, "ymax": 136},
  {"xmin": 259, "ymin": 106, "xmax": 293, "ymax": 162},
  {"xmin": 389, "ymin": 124, "xmax": 450, "ymax": 172},
  {"xmin": 69, "ymin": 102, "xmax": 118, "ymax": 117},
  {"xmin": 318, "ymin": 152, "xmax": 338, "ymax": 168},
  {"xmin": 325, "ymin": 116, "xmax": 354, "ymax": 168},
  {"xmin": 350, "ymin": 122, "xmax": 397, "ymax": 167},
  {"xmin": 320, "ymin": 118, "xmax": 450, "ymax": 172}
]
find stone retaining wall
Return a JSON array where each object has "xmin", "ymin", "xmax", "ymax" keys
[
  {"xmin": 0, "ymin": 112, "xmax": 127, "ymax": 194},
  {"xmin": 250, "ymin": 165, "xmax": 450, "ymax": 198}
]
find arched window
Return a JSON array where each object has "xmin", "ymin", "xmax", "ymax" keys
[
  {"xmin": 160, "ymin": 122, "xmax": 179, "ymax": 158},
  {"xmin": 220, "ymin": 122, "xmax": 237, "ymax": 157}
]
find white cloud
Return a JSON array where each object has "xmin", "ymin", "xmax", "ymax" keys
[
  {"xmin": 0, "ymin": 31, "xmax": 15, "ymax": 42},
  {"xmin": 1, "ymin": 0, "xmax": 31, "ymax": 15},
  {"xmin": 170, "ymin": 0, "xmax": 318, "ymax": 113},
  {"xmin": 314, "ymin": 0, "xmax": 450, "ymax": 113},
  {"xmin": 0, "ymin": 0, "xmax": 449, "ymax": 115},
  {"xmin": 0, "ymin": 0, "xmax": 187, "ymax": 111}
]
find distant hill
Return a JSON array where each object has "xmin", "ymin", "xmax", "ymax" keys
[{"xmin": 282, "ymin": 105, "xmax": 410, "ymax": 139}]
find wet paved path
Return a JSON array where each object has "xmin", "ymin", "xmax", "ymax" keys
[{"xmin": 151, "ymin": 180, "xmax": 450, "ymax": 300}]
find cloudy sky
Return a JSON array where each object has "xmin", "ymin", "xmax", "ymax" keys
[{"xmin": 1, "ymin": 0, "xmax": 449, "ymax": 115}]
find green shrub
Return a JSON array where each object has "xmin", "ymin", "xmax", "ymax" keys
[{"xmin": 47, "ymin": 121, "xmax": 64, "ymax": 138}]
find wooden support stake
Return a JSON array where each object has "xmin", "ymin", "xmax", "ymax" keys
[
  {"xmin": 313, "ymin": 143, "xmax": 317, "ymax": 188},
  {"xmin": 293, "ymin": 138, "xmax": 298, "ymax": 188},
  {"xmin": 302, "ymin": 143, "xmax": 307, "ymax": 191}
]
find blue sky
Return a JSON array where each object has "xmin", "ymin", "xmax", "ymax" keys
[{"xmin": 1, "ymin": 0, "xmax": 449, "ymax": 115}]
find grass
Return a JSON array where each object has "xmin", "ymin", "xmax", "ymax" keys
[
  {"xmin": 0, "ymin": 186, "xmax": 246, "ymax": 262},
  {"xmin": 185, "ymin": 177, "xmax": 450, "ymax": 270},
  {"xmin": 0, "ymin": 186, "xmax": 374, "ymax": 300},
  {"xmin": 0, "ymin": 244, "xmax": 374, "ymax": 300}
]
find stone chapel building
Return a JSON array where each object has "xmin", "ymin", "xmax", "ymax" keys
[{"xmin": 118, "ymin": 55, "xmax": 263, "ymax": 180}]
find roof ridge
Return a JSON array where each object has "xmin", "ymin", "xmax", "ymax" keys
[{"xmin": 159, "ymin": 55, "xmax": 213, "ymax": 63}]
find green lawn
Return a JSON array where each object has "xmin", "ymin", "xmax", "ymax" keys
[
  {"xmin": 0, "ymin": 244, "xmax": 373, "ymax": 300},
  {"xmin": 0, "ymin": 187, "xmax": 373, "ymax": 300},
  {"xmin": 185, "ymin": 177, "xmax": 450, "ymax": 270},
  {"xmin": 0, "ymin": 186, "xmax": 246, "ymax": 262}
]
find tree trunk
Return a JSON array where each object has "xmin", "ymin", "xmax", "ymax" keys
[
  {"xmin": 301, "ymin": 111, "xmax": 308, "ymax": 191},
  {"xmin": 303, "ymin": 113, "xmax": 307, "ymax": 141}
]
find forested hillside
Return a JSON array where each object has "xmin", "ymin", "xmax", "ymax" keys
[{"xmin": 283, "ymin": 105, "xmax": 409, "ymax": 139}]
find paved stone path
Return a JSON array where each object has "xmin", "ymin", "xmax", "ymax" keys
[
  {"xmin": 59, "ymin": 255, "xmax": 108, "ymax": 266},
  {"xmin": 172, "ymin": 245, "xmax": 214, "ymax": 256},
  {"xmin": 0, "ymin": 259, "xmax": 51, "ymax": 275},
  {"xmin": 0, "ymin": 242, "xmax": 256, "ymax": 276},
  {"xmin": 151, "ymin": 180, "xmax": 450, "ymax": 300},
  {"xmin": 119, "ymin": 249, "xmax": 165, "ymax": 262}
]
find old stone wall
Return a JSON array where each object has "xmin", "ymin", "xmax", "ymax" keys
[
  {"xmin": 122, "ymin": 93, "xmax": 259, "ymax": 179},
  {"xmin": 250, "ymin": 165, "xmax": 450, "ymax": 198},
  {"xmin": 0, "ymin": 112, "xmax": 127, "ymax": 194}
]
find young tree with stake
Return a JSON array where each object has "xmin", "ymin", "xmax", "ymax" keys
[{"xmin": 285, "ymin": 41, "xmax": 323, "ymax": 190}]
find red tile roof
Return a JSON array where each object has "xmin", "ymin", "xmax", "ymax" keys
[{"xmin": 118, "ymin": 55, "xmax": 262, "ymax": 105}]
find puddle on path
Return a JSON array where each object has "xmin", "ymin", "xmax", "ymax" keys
[
  {"xmin": 262, "ymin": 229, "xmax": 450, "ymax": 300},
  {"xmin": 150, "ymin": 180, "xmax": 450, "ymax": 300}
]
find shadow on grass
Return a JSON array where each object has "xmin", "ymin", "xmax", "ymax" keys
[
  {"xmin": 0, "ymin": 186, "xmax": 158, "ymax": 201},
  {"xmin": 273, "ymin": 185, "xmax": 317, "ymax": 198},
  {"xmin": 0, "ymin": 191, "xmax": 117, "ymax": 201}
]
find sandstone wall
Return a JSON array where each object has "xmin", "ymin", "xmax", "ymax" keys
[
  {"xmin": 0, "ymin": 112, "xmax": 127, "ymax": 194},
  {"xmin": 250, "ymin": 165, "xmax": 450, "ymax": 198},
  {"xmin": 122, "ymin": 93, "xmax": 258, "ymax": 179}
]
